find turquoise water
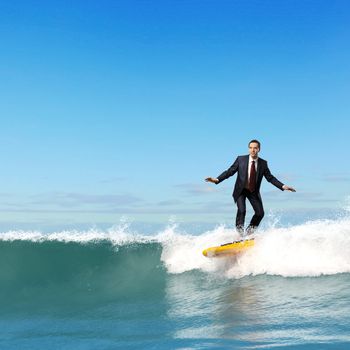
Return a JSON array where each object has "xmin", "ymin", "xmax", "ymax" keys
[{"xmin": 1, "ymin": 218, "xmax": 350, "ymax": 349}]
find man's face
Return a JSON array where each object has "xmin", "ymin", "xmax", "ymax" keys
[{"xmin": 249, "ymin": 142, "xmax": 260, "ymax": 158}]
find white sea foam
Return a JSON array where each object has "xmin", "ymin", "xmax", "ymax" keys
[
  {"xmin": 0, "ymin": 222, "xmax": 149, "ymax": 245},
  {"xmin": 160, "ymin": 217, "xmax": 350, "ymax": 278}
]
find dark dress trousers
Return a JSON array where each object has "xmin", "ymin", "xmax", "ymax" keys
[{"xmin": 216, "ymin": 155, "xmax": 284, "ymax": 230}]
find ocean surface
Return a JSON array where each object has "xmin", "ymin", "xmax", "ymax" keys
[{"xmin": 1, "ymin": 216, "xmax": 350, "ymax": 349}]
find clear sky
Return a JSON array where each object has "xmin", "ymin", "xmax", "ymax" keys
[{"xmin": 0, "ymin": 0, "xmax": 349, "ymax": 230}]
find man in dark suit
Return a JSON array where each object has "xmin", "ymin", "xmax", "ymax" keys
[{"xmin": 205, "ymin": 140, "xmax": 296, "ymax": 236}]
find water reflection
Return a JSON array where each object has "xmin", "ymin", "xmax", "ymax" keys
[{"xmin": 165, "ymin": 272, "xmax": 350, "ymax": 347}]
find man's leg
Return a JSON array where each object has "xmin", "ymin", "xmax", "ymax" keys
[
  {"xmin": 235, "ymin": 190, "xmax": 247, "ymax": 236},
  {"xmin": 246, "ymin": 191, "xmax": 264, "ymax": 234}
]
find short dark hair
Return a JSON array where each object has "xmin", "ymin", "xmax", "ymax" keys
[{"xmin": 248, "ymin": 139, "xmax": 261, "ymax": 149}]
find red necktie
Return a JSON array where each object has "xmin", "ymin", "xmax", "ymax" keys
[{"xmin": 248, "ymin": 161, "xmax": 256, "ymax": 192}]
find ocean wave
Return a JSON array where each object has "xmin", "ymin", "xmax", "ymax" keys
[{"xmin": 1, "ymin": 216, "xmax": 350, "ymax": 298}]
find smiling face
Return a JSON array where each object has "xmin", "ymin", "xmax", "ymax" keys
[{"xmin": 248, "ymin": 142, "xmax": 260, "ymax": 159}]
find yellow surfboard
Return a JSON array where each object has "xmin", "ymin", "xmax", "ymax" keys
[{"xmin": 202, "ymin": 239, "xmax": 255, "ymax": 258}]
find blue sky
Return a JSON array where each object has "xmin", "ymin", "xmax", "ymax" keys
[{"xmin": 0, "ymin": 0, "xmax": 349, "ymax": 230}]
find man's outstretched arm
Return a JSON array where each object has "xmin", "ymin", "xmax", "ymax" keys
[
  {"xmin": 205, "ymin": 157, "xmax": 239, "ymax": 185},
  {"xmin": 264, "ymin": 163, "xmax": 296, "ymax": 192}
]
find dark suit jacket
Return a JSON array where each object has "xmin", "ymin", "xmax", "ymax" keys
[{"xmin": 216, "ymin": 155, "xmax": 284, "ymax": 202}]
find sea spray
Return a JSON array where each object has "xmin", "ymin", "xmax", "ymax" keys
[{"xmin": 160, "ymin": 218, "xmax": 350, "ymax": 278}]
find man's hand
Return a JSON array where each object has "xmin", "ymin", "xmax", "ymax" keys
[
  {"xmin": 282, "ymin": 185, "xmax": 296, "ymax": 192},
  {"xmin": 205, "ymin": 177, "xmax": 219, "ymax": 184}
]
